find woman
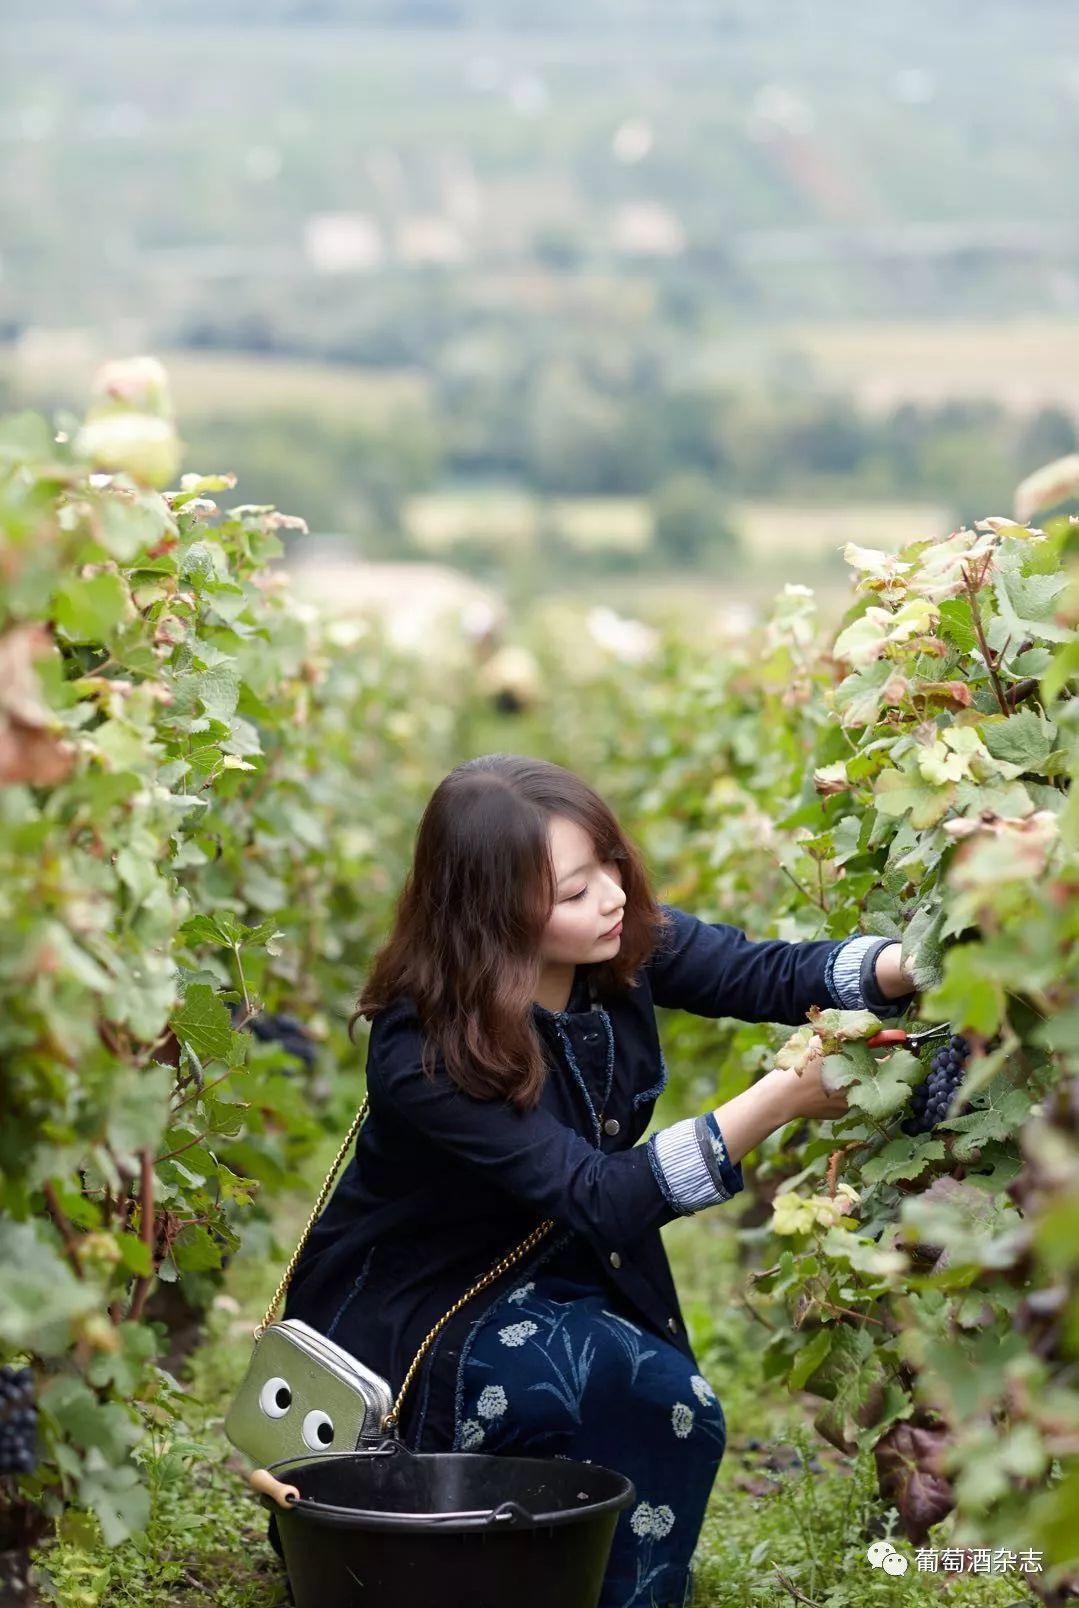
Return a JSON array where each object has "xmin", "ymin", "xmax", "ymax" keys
[{"xmin": 276, "ymin": 753, "xmax": 916, "ymax": 1606}]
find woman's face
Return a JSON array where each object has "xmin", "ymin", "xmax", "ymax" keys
[{"xmin": 540, "ymin": 814, "xmax": 626, "ymax": 966}]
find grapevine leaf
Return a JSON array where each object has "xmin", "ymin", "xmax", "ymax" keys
[
  {"xmin": 39, "ymin": 1377, "xmax": 142, "ymax": 1461},
  {"xmin": 805, "ymin": 1008, "xmax": 883, "ymax": 1045},
  {"xmin": 951, "ymin": 778, "xmax": 1034, "ymax": 817},
  {"xmin": 988, "ymin": 545, "xmax": 1071, "ymax": 648},
  {"xmin": 171, "ymin": 1224, "xmax": 225, "ymax": 1273},
  {"xmin": 831, "ymin": 813, "xmax": 866, "ymax": 864},
  {"xmin": 874, "ymin": 1419, "xmax": 955, "ymax": 1545},
  {"xmin": 819, "ymin": 1227, "xmax": 908, "ymax": 1278},
  {"xmin": 53, "ymin": 572, "xmax": 133, "ymax": 643},
  {"xmin": 874, "ymin": 767, "xmax": 954, "ymax": 828},
  {"xmin": 170, "ymin": 982, "xmax": 234, "ymax": 1064},
  {"xmin": 861, "ymin": 1137, "xmax": 945, "ymax": 1187},
  {"xmin": 0, "ymin": 408, "xmax": 57, "ymax": 465},
  {"xmin": 105, "ymin": 1065, "xmax": 174, "ymax": 1164},
  {"xmin": 845, "ymin": 1051, "xmax": 919, "ymax": 1122},
  {"xmin": 942, "ymin": 1090, "xmax": 1032, "ymax": 1157},
  {"xmin": 0, "ymin": 1220, "xmax": 98, "ymax": 1353},
  {"xmin": 1041, "ymin": 638, "xmax": 1079, "ymax": 703},
  {"xmin": 898, "ymin": 1176, "xmax": 1021, "ymax": 1270},
  {"xmin": 901, "ymin": 899, "xmax": 946, "ymax": 989},
  {"xmin": 980, "ymin": 709, "xmax": 1058, "ymax": 772},
  {"xmin": 936, "ymin": 598, "xmax": 978, "ymax": 654},
  {"xmin": 789, "ymin": 1328, "xmax": 833, "ymax": 1390},
  {"xmin": 78, "ymin": 1459, "xmax": 152, "ymax": 1549},
  {"xmin": 922, "ymin": 945, "xmax": 1003, "ymax": 1036},
  {"xmin": 834, "ymin": 658, "xmax": 900, "ymax": 729}
]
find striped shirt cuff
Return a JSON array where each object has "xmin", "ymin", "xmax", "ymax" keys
[
  {"xmin": 647, "ymin": 1113, "xmax": 745, "ymax": 1215},
  {"xmin": 826, "ymin": 935, "xmax": 913, "ymax": 1019}
]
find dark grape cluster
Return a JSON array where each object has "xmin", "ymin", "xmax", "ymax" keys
[
  {"xmin": 900, "ymin": 1034, "xmax": 971, "ymax": 1137},
  {"xmin": 0, "ymin": 1366, "xmax": 38, "ymax": 1477},
  {"xmin": 229, "ymin": 1005, "xmax": 317, "ymax": 1068}
]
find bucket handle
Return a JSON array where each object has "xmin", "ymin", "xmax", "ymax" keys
[
  {"xmin": 486, "ymin": 1499, "xmax": 534, "ymax": 1526},
  {"xmin": 249, "ymin": 1467, "xmax": 301, "ymax": 1511},
  {"xmin": 252, "ymin": 1490, "xmax": 597, "ymax": 1527},
  {"xmin": 255, "ymin": 1443, "xmax": 599, "ymax": 1527},
  {"xmin": 252, "ymin": 1496, "xmax": 547, "ymax": 1526}
]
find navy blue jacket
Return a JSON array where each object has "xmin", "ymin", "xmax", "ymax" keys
[{"xmin": 283, "ymin": 908, "xmax": 910, "ymax": 1450}]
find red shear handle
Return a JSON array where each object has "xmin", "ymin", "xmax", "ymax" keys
[{"xmin": 866, "ymin": 1029, "xmax": 909, "ymax": 1047}]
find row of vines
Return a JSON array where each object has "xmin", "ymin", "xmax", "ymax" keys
[
  {"xmin": 533, "ymin": 468, "xmax": 1079, "ymax": 1592},
  {"xmin": 1, "ymin": 356, "xmax": 1077, "ymax": 1598},
  {"xmin": 0, "ymin": 360, "xmax": 463, "ymax": 1586}
]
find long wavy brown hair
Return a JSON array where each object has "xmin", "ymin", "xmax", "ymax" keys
[{"xmin": 350, "ymin": 753, "xmax": 670, "ymax": 1110}]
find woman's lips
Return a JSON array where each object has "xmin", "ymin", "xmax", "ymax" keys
[{"xmin": 602, "ymin": 919, "xmax": 623, "ymax": 938}]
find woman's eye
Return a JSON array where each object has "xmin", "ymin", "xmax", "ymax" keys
[{"xmin": 569, "ymin": 887, "xmax": 588, "ymax": 901}]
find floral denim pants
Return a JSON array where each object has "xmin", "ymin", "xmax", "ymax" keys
[{"xmin": 452, "ymin": 1260, "xmax": 728, "ymax": 1608}]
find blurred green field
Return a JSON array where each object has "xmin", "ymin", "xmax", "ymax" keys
[
  {"xmin": 781, "ymin": 318, "xmax": 1079, "ymax": 420},
  {"xmin": 405, "ymin": 491, "xmax": 655, "ymax": 554},
  {"xmin": 9, "ymin": 322, "xmax": 1079, "ymax": 427},
  {"xmin": 405, "ymin": 486, "xmax": 945, "ymax": 562},
  {"xmin": 0, "ymin": 342, "xmax": 429, "ymax": 422}
]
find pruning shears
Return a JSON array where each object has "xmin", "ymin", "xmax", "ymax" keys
[{"xmin": 866, "ymin": 1023, "xmax": 951, "ymax": 1051}]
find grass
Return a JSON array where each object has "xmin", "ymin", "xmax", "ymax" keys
[{"xmin": 30, "ymin": 1127, "xmax": 1032, "ymax": 1607}]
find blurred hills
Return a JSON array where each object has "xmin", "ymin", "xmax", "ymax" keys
[
  {"xmin": 2, "ymin": 0, "xmax": 1078, "ymax": 344},
  {"xmin": 2, "ymin": 0, "xmax": 1077, "ymax": 599}
]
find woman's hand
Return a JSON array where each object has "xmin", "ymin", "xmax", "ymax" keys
[
  {"xmin": 711, "ymin": 1041, "xmax": 851, "ymax": 1167},
  {"xmin": 773, "ymin": 1038, "xmax": 850, "ymax": 1122}
]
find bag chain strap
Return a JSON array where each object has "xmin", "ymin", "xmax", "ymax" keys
[{"xmin": 252, "ymin": 1093, "xmax": 554, "ymax": 1436}]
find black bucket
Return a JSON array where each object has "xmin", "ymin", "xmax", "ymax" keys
[{"xmin": 260, "ymin": 1438, "xmax": 634, "ymax": 1608}]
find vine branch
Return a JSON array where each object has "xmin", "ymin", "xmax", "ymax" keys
[
  {"xmin": 127, "ymin": 1148, "xmax": 157, "ymax": 1322},
  {"xmin": 43, "ymin": 1181, "xmax": 84, "ymax": 1279},
  {"xmin": 961, "ymin": 562, "xmax": 1010, "ymax": 716}
]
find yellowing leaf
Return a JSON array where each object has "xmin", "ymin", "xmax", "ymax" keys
[
  {"xmin": 905, "ymin": 525, "xmax": 999, "ymax": 603},
  {"xmin": 833, "ymin": 599, "xmax": 940, "ymax": 668},
  {"xmin": 772, "ymin": 1185, "xmax": 861, "ymax": 1237},
  {"xmin": 775, "ymin": 1025, "xmax": 822, "ymax": 1074},
  {"xmin": 813, "ymin": 760, "xmax": 850, "ymax": 795},
  {"xmin": 833, "ymin": 609, "xmax": 891, "ymax": 668},
  {"xmin": 772, "ymin": 1191, "xmax": 819, "ymax": 1236},
  {"xmin": 917, "ymin": 738, "xmax": 969, "ymax": 785}
]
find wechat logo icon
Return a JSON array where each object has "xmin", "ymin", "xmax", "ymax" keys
[{"xmin": 867, "ymin": 1540, "xmax": 909, "ymax": 1575}]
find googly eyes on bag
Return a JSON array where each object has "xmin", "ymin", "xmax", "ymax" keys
[
  {"xmin": 260, "ymin": 1377, "xmax": 293, "ymax": 1418},
  {"xmin": 225, "ymin": 1320, "xmax": 394, "ymax": 1470}
]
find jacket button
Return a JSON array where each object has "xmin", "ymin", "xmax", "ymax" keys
[
  {"xmin": 603, "ymin": 1118, "xmax": 620, "ymax": 1136},
  {"xmin": 667, "ymin": 1317, "xmax": 678, "ymax": 1333},
  {"xmin": 609, "ymin": 1251, "xmax": 622, "ymax": 1269}
]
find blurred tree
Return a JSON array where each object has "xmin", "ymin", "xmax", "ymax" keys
[
  {"xmin": 1018, "ymin": 405, "xmax": 1077, "ymax": 473},
  {"xmin": 650, "ymin": 471, "xmax": 740, "ymax": 568},
  {"xmin": 526, "ymin": 365, "xmax": 631, "ymax": 495}
]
